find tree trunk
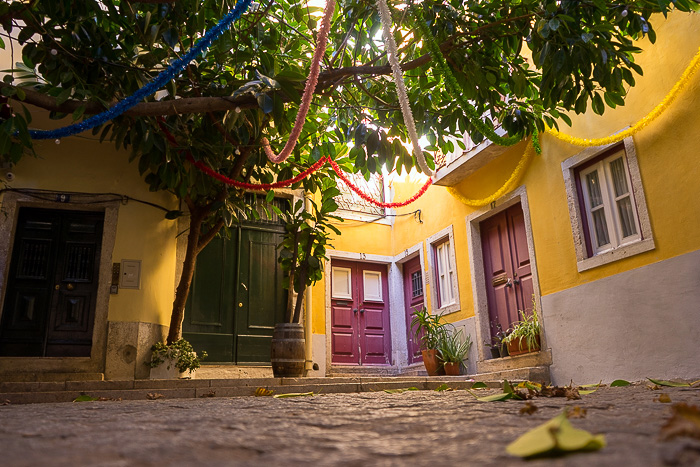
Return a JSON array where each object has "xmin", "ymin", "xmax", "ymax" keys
[
  {"xmin": 167, "ymin": 209, "xmax": 205, "ymax": 344},
  {"xmin": 291, "ymin": 234, "xmax": 315, "ymax": 324}
]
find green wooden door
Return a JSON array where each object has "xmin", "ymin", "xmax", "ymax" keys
[{"xmin": 183, "ymin": 224, "xmax": 286, "ymax": 364}]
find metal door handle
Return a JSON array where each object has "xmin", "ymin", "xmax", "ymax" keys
[
  {"xmin": 505, "ymin": 278, "xmax": 513, "ymax": 288},
  {"xmin": 353, "ymin": 308, "xmax": 358, "ymax": 313},
  {"xmin": 513, "ymin": 277, "xmax": 521, "ymax": 286},
  {"xmin": 66, "ymin": 283, "xmax": 75, "ymax": 290},
  {"xmin": 359, "ymin": 309, "xmax": 365, "ymax": 313}
]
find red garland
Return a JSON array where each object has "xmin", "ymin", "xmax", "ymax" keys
[
  {"xmin": 328, "ymin": 158, "xmax": 432, "ymax": 208},
  {"xmin": 157, "ymin": 119, "xmax": 432, "ymax": 205}
]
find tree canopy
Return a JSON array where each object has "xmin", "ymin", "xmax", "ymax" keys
[{"xmin": 0, "ymin": 0, "xmax": 696, "ymax": 341}]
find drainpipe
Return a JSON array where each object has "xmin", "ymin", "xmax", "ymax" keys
[{"xmin": 304, "ymin": 197, "xmax": 314, "ymax": 374}]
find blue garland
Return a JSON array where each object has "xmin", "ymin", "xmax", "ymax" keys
[{"xmin": 29, "ymin": 0, "xmax": 254, "ymax": 140}]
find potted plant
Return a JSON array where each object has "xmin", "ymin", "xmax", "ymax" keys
[
  {"xmin": 410, "ymin": 307, "xmax": 450, "ymax": 376},
  {"xmin": 486, "ymin": 321, "xmax": 511, "ymax": 358},
  {"xmin": 502, "ymin": 301, "xmax": 541, "ymax": 356},
  {"xmin": 438, "ymin": 328, "xmax": 472, "ymax": 375},
  {"xmin": 147, "ymin": 339, "xmax": 207, "ymax": 379},
  {"xmin": 274, "ymin": 187, "xmax": 341, "ymax": 377}
]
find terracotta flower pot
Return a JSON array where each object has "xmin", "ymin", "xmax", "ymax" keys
[
  {"xmin": 506, "ymin": 334, "xmax": 541, "ymax": 357},
  {"xmin": 443, "ymin": 361, "xmax": 461, "ymax": 376},
  {"xmin": 421, "ymin": 349, "xmax": 445, "ymax": 376}
]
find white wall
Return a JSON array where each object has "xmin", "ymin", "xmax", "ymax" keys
[{"xmin": 542, "ymin": 248, "xmax": 700, "ymax": 385}]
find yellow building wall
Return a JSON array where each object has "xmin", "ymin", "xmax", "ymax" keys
[
  {"xmin": 319, "ymin": 11, "xmax": 700, "ymax": 334},
  {"xmin": 3, "ymin": 112, "xmax": 179, "ymax": 327}
]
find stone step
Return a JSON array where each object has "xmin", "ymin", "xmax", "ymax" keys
[
  {"xmin": 0, "ymin": 376, "xmax": 504, "ymax": 405},
  {"xmin": 0, "ymin": 372, "xmax": 104, "ymax": 382}
]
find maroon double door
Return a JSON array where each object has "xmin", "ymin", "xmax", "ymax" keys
[
  {"xmin": 402, "ymin": 256, "xmax": 424, "ymax": 364},
  {"xmin": 331, "ymin": 260, "xmax": 391, "ymax": 365},
  {"xmin": 481, "ymin": 203, "xmax": 534, "ymax": 339}
]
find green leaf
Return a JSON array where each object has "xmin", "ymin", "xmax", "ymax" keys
[
  {"xmin": 73, "ymin": 394, "xmax": 99, "ymax": 402},
  {"xmin": 610, "ymin": 379, "xmax": 632, "ymax": 387},
  {"xmin": 647, "ymin": 378, "xmax": 691, "ymax": 387},
  {"xmin": 273, "ymin": 391, "xmax": 315, "ymax": 398},
  {"xmin": 506, "ymin": 412, "xmax": 606, "ymax": 458},
  {"xmin": 435, "ymin": 384, "xmax": 452, "ymax": 392},
  {"xmin": 471, "ymin": 382, "xmax": 488, "ymax": 389},
  {"xmin": 477, "ymin": 392, "xmax": 513, "ymax": 402},
  {"xmin": 164, "ymin": 210, "xmax": 183, "ymax": 220}
]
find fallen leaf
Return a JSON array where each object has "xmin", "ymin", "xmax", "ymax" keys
[
  {"xmin": 520, "ymin": 402, "xmax": 538, "ymax": 415},
  {"xmin": 146, "ymin": 393, "xmax": 164, "ymax": 400},
  {"xmin": 517, "ymin": 381, "xmax": 543, "ymax": 391},
  {"xmin": 476, "ymin": 392, "xmax": 514, "ymax": 402},
  {"xmin": 610, "ymin": 379, "xmax": 631, "ymax": 387},
  {"xmin": 254, "ymin": 387, "xmax": 274, "ymax": 397},
  {"xmin": 273, "ymin": 392, "xmax": 314, "ymax": 398},
  {"xmin": 200, "ymin": 390, "xmax": 216, "ymax": 398},
  {"xmin": 657, "ymin": 393, "xmax": 672, "ymax": 403},
  {"xmin": 435, "ymin": 384, "xmax": 453, "ymax": 392},
  {"xmin": 690, "ymin": 380, "xmax": 700, "ymax": 388},
  {"xmin": 73, "ymin": 394, "xmax": 99, "ymax": 402},
  {"xmin": 660, "ymin": 403, "xmax": 700, "ymax": 441},
  {"xmin": 471, "ymin": 382, "xmax": 488, "ymax": 389},
  {"xmin": 2, "ymin": 399, "xmax": 10, "ymax": 405},
  {"xmin": 540, "ymin": 385, "xmax": 581, "ymax": 400},
  {"xmin": 567, "ymin": 406, "xmax": 588, "ymax": 419},
  {"xmin": 507, "ymin": 412, "xmax": 606, "ymax": 458},
  {"xmin": 648, "ymin": 378, "xmax": 691, "ymax": 388}
]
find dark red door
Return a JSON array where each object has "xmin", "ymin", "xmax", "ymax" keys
[
  {"xmin": 402, "ymin": 256, "xmax": 424, "ymax": 364},
  {"xmin": 0, "ymin": 208, "xmax": 103, "ymax": 357},
  {"xmin": 331, "ymin": 260, "xmax": 391, "ymax": 365},
  {"xmin": 481, "ymin": 203, "xmax": 534, "ymax": 340}
]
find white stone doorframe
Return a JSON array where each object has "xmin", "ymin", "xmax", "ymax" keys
[
  {"xmin": 465, "ymin": 185, "xmax": 546, "ymax": 368},
  {"xmin": 391, "ymin": 241, "xmax": 426, "ymax": 370},
  {"xmin": 0, "ymin": 190, "xmax": 119, "ymax": 375},
  {"xmin": 324, "ymin": 245, "xmax": 425, "ymax": 373}
]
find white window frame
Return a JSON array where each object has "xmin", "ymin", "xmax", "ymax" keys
[
  {"xmin": 426, "ymin": 225, "xmax": 460, "ymax": 315},
  {"xmin": 362, "ymin": 270, "xmax": 383, "ymax": 302},
  {"xmin": 562, "ymin": 137, "xmax": 654, "ymax": 272},
  {"xmin": 331, "ymin": 266, "xmax": 352, "ymax": 299}
]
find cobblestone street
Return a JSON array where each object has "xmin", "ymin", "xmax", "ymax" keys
[{"xmin": 2, "ymin": 384, "xmax": 699, "ymax": 466}]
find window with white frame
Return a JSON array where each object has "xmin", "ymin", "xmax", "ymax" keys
[
  {"xmin": 434, "ymin": 239, "xmax": 455, "ymax": 308},
  {"xmin": 562, "ymin": 137, "xmax": 654, "ymax": 272},
  {"xmin": 578, "ymin": 149, "xmax": 640, "ymax": 254},
  {"xmin": 426, "ymin": 225, "xmax": 460, "ymax": 314}
]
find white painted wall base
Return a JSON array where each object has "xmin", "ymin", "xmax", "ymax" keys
[
  {"xmin": 449, "ymin": 316, "xmax": 478, "ymax": 375},
  {"xmin": 542, "ymin": 248, "xmax": 700, "ymax": 385},
  {"xmin": 309, "ymin": 333, "xmax": 327, "ymax": 377}
]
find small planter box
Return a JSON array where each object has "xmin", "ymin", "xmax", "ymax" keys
[
  {"xmin": 149, "ymin": 357, "xmax": 195, "ymax": 379},
  {"xmin": 506, "ymin": 335, "xmax": 541, "ymax": 357}
]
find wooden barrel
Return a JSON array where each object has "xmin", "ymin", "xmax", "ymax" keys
[{"xmin": 271, "ymin": 323, "xmax": 306, "ymax": 377}]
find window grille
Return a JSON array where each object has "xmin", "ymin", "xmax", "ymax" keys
[{"xmin": 335, "ymin": 172, "xmax": 386, "ymax": 217}]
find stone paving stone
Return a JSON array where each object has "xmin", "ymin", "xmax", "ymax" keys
[
  {"xmin": 133, "ymin": 378, "xmax": 209, "ymax": 389},
  {"xmin": 1, "ymin": 385, "xmax": 699, "ymax": 466}
]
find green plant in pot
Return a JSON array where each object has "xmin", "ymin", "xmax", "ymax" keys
[
  {"xmin": 148, "ymin": 338, "xmax": 207, "ymax": 379},
  {"xmin": 274, "ymin": 186, "xmax": 342, "ymax": 377},
  {"xmin": 502, "ymin": 299, "xmax": 541, "ymax": 356},
  {"xmin": 487, "ymin": 321, "xmax": 511, "ymax": 358},
  {"xmin": 410, "ymin": 307, "xmax": 450, "ymax": 376},
  {"xmin": 438, "ymin": 328, "xmax": 472, "ymax": 376}
]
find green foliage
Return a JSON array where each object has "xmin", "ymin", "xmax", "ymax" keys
[
  {"xmin": 148, "ymin": 339, "xmax": 207, "ymax": 374},
  {"xmin": 437, "ymin": 327, "xmax": 472, "ymax": 364},
  {"xmin": 277, "ymin": 183, "xmax": 342, "ymax": 323},
  {"xmin": 503, "ymin": 298, "xmax": 541, "ymax": 352},
  {"xmin": 410, "ymin": 307, "xmax": 450, "ymax": 351}
]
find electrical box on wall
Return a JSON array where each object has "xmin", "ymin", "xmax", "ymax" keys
[{"xmin": 120, "ymin": 260, "xmax": 141, "ymax": 289}]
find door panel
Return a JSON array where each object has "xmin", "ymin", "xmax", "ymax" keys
[
  {"xmin": 235, "ymin": 228, "xmax": 286, "ymax": 364},
  {"xmin": 402, "ymin": 256, "xmax": 424, "ymax": 364},
  {"xmin": 331, "ymin": 260, "xmax": 391, "ymax": 365},
  {"xmin": 481, "ymin": 203, "xmax": 535, "ymax": 341},
  {"xmin": 0, "ymin": 208, "xmax": 103, "ymax": 357},
  {"xmin": 183, "ymin": 224, "xmax": 286, "ymax": 365}
]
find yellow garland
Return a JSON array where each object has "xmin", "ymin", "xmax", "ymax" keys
[
  {"xmin": 548, "ymin": 45, "xmax": 700, "ymax": 147},
  {"xmin": 447, "ymin": 139, "xmax": 536, "ymax": 207}
]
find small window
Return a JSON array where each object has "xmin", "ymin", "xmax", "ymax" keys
[
  {"xmin": 434, "ymin": 239, "xmax": 455, "ymax": 308},
  {"xmin": 332, "ymin": 267, "xmax": 352, "ymax": 299},
  {"xmin": 577, "ymin": 148, "xmax": 641, "ymax": 255},
  {"xmin": 562, "ymin": 137, "xmax": 654, "ymax": 272},
  {"xmin": 363, "ymin": 271, "xmax": 383, "ymax": 302},
  {"xmin": 411, "ymin": 270, "xmax": 423, "ymax": 298}
]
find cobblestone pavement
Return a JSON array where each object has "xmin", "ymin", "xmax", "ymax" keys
[{"xmin": 1, "ymin": 384, "xmax": 699, "ymax": 466}]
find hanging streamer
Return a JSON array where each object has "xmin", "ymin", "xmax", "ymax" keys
[
  {"xmin": 375, "ymin": 0, "xmax": 433, "ymax": 176},
  {"xmin": 261, "ymin": 0, "xmax": 336, "ymax": 163},
  {"xmin": 547, "ymin": 44, "xmax": 700, "ymax": 147},
  {"xmin": 28, "ymin": 0, "xmax": 254, "ymax": 140}
]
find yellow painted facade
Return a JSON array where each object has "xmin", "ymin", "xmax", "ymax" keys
[{"xmin": 317, "ymin": 10, "xmax": 700, "ymax": 334}]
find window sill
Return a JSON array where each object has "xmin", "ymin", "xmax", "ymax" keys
[
  {"xmin": 433, "ymin": 302, "xmax": 460, "ymax": 315},
  {"xmin": 576, "ymin": 237, "xmax": 655, "ymax": 272}
]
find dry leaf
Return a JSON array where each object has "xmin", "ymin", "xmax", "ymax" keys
[
  {"xmin": 1, "ymin": 399, "xmax": 10, "ymax": 405},
  {"xmin": 200, "ymin": 390, "xmax": 216, "ymax": 398},
  {"xmin": 660, "ymin": 403, "xmax": 700, "ymax": 441},
  {"xmin": 567, "ymin": 406, "xmax": 587, "ymax": 419},
  {"xmin": 657, "ymin": 393, "xmax": 672, "ymax": 403},
  {"xmin": 254, "ymin": 387, "xmax": 274, "ymax": 397},
  {"xmin": 146, "ymin": 393, "xmax": 164, "ymax": 400},
  {"xmin": 520, "ymin": 402, "xmax": 538, "ymax": 415}
]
